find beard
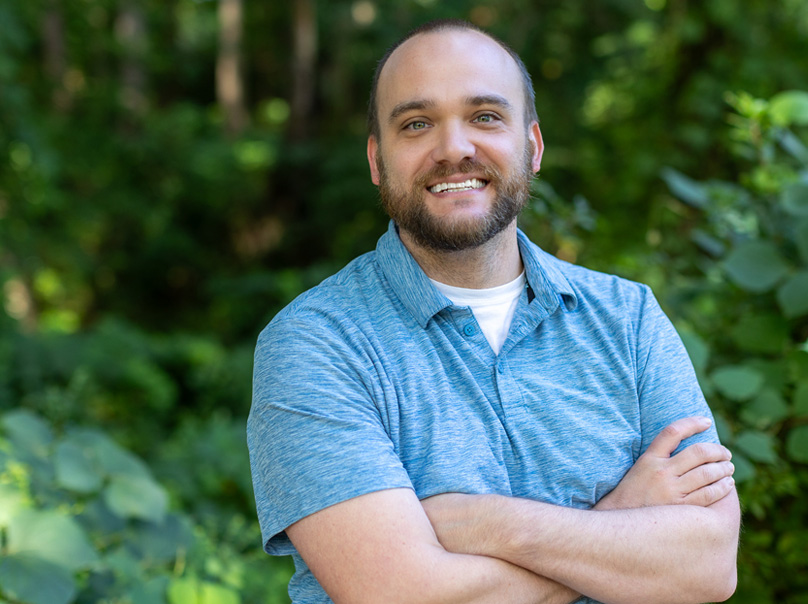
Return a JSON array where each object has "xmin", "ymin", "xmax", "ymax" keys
[{"xmin": 377, "ymin": 143, "xmax": 535, "ymax": 252}]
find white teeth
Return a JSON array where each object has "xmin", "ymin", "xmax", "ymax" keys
[{"xmin": 428, "ymin": 178, "xmax": 486, "ymax": 194}]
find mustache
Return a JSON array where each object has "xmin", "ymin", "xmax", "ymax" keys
[{"xmin": 413, "ymin": 159, "xmax": 501, "ymax": 188}]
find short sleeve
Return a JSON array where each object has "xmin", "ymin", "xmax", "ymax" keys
[
  {"xmin": 247, "ymin": 312, "xmax": 413, "ymax": 555},
  {"xmin": 634, "ymin": 285, "xmax": 720, "ymax": 454}
]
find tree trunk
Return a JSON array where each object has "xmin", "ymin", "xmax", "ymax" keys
[
  {"xmin": 115, "ymin": 0, "xmax": 148, "ymax": 116},
  {"xmin": 42, "ymin": 0, "xmax": 69, "ymax": 111},
  {"xmin": 290, "ymin": 0, "xmax": 317, "ymax": 141},
  {"xmin": 217, "ymin": 0, "xmax": 248, "ymax": 136}
]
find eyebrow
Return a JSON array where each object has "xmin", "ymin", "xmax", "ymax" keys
[{"xmin": 386, "ymin": 94, "xmax": 515, "ymax": 125}]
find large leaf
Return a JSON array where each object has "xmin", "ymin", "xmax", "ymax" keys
[
  {"xmin": 740, "ymin": 389, "xmax": 790, "ymax": 427},
  {"xmin": 661, "ymin": 167, "xmax": 709, "ymax": 208},
  {"xmin": 769, "ymin": 90, "xmax": 808, "ymax": 126},
  {"xmin": 730, "ymin": 313, "xmax": 789, "ymax": 354},
  {"xmin": 67, "ymin": 428, "xmax": 151, "ymax": 480},
  {"xmin": 777, "ymin": 271, "xmax": 808, "ymax": 319},
  {"xmin": 103, "ymin": 475, "xmax": 168, "ymax": 523},
  {"xmin": 734, "ymin": 430, "xmax": 779, "ymax": 464},
  {"xmin": 54, "ymin": 440, "xmax": 104, "ymax": 494},
  {"xmin": 1, "ymin": 410, "xmax": 52, "ymax": 458},
  {"xmin": 781, "ymin": 181, "xmax": 808, "ymax": 217},
  {"xmin": 786, "ymin": 426, "xmax": 808, "ymax": 463},
  {"xmin": 0, "ymin": 554, "xmax": 77, "ymax": 604},
  {"xmin": 7, "ymin": 509, "xmax": 98, "ymax": 571},
  {"xmin": 710, "ymin": 365, "xmax": 764, "ymax": 401},
  {"xmin": 723, "ymin": 240, "xmax": 789, "ymax": 293}
]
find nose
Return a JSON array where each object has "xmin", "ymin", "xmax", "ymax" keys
[{"xmin": 430, "ymin": 120, "xmax": 476, "ymax": 165}]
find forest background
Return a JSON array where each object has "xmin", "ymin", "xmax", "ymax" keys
[{"xmin": 1, "ymin": 0, "xmax": 807, "ymax": 603}]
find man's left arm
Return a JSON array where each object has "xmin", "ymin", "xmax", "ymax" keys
[{"xmin": 423, "ymin": 417, "xmax": 739, "ymax": 604}]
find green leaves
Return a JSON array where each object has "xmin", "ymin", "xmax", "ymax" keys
[
  {"xmin": 6, "ymin": 510, "xmax": 98, "ymax": 571},
  {"xmin": 661, "ymin": 167, "xmax": 709, "ymax": 207},
  {"xmin": 0, "ymin": 555, "xmax": 77, "ymax": 604},
  {"xmin": 786, "ymin": 426, "xmax": 808, "ymax": 462},
  {"xmin": 781, "ymin": 181, "xmax": 808, "ymax": 217},
  {"xmin": 723, "ymin": 240, "xmax": 789, "ymax": 293},
  {"xmin": 769, "ymin": 90, "xmax": 808, "ymax": 126},
  {"xmin": 776, "ymin": 271, "xmax": 808, "ymax": 318},
  {"xmin": 104, "ymin": 475, "xmax": 168, "ymax": 523},
  {"xmin": 734, "ymin": 430, "xmax": 779, "ymax": 464},
  {"xmin": 711, "ymin": 364, "xmax": 764, "ymax": 401}
]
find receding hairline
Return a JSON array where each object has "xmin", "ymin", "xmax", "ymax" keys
[{"xmin": 367, "ymin": 20, "xmax": 538, "ymax": 139}]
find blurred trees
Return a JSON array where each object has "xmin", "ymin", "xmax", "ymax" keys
[{"xmin": 0, "ymin": 0, "xmax": 807, "ymax": 602}]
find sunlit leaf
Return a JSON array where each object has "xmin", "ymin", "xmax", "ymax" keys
[
  {"xmin": 7, "ymin": 509, "xmax": 98, "ymax": 571},
  {"xmin": 104, "ymin": 475, "xmax": 168, "ymax": 523},
  {"xmin": 769, "ymin": 90, "xmax": 808, "ymax": 126},
  {"xmin": 777, "ymin": 271, "xmax": 808, "ymax": 319},
  {"xmin": 781, "ymin": 181, "xmax": 808, "ymax": 217},
  {"xmin": 711, "ymin": 365, "xmax": 764, "ymax": 401},
  {"xmin": 168, "ymin": 576, "xmax": 200, "ymax": 604},
  {"xmin": 735, "ymin": 430, "xmax": 779, "ymax": 464},
  {"xmin": 200, "ymin": 582, "xmax": 241, "ymax": 604},
  {"xmin": 0, "ymin": 484, "xmax": 26, "ymax": 528},
  {"xmin": 661, "ymin": 167, "xmax": 709, "ymax": 208},
  {"xmin": 723, "ymin": 240, "xmax": 789, "ymax": 293},
  {"xmin": 0, "ymin": 554, "xmax": 77, "ymax": 604},
  {"xmin": 786, "ymin": 426, "xmax": 808, "ymax": 462}
]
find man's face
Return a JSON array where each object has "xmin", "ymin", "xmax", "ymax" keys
[{"xmin": 367, "ymin": 29, "xmax": 543, "ymax": 252}]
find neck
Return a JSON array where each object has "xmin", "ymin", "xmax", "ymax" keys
[{"xmin": 399, "ymin": 222, "xmax": 523, "ymax": 289}]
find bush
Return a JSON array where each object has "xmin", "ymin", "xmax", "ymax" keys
[{"xmin": 659, "ymin": 90, "xmax": 808, "ymax": 603}]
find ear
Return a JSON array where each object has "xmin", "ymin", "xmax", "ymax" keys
[
  {"xmin": 367, "ymin": 136, "xmax": 380, "ymax": 185},
  {"xmin": 528, "ymin": 121, "xmax": 544, "ymax": 173}
]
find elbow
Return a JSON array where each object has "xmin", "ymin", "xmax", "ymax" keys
[{"xmin": 703, "ymin": 556, "xmax": 737, "ymax": 603}]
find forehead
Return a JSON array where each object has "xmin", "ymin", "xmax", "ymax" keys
[{"xmin": 376, "ymin": 29, "xmax": 525, "ymax": 120}]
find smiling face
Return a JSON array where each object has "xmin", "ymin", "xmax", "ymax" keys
[{"xmin": 367, "ymin": 28, "xmax": 543, "ymax": 252}]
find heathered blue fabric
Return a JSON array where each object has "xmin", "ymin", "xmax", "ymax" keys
[{"xmin": 248, "ymin": 221, "xmax": 719, "ymax": 604}]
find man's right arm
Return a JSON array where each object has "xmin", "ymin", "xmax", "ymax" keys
[{"xmin": 286, "ymin": 487, "xmax": 578, "ymax": 604}]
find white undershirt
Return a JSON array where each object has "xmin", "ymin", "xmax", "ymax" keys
[{"xmin": 431, "ymin": 271, "xmax": 526, "ymax": 355}]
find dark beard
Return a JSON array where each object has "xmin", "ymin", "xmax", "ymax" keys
[{"xmin": 377, "ymin": 146, "xmax": 534, "ymax": 252}]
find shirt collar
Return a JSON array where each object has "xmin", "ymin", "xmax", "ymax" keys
[{"xmin": 376, "ymin": 220, "xmax": 578, "ymax": 328}]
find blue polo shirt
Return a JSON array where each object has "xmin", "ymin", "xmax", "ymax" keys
[{"xmin": 248, "ymin": 221, "xmax": 717, "ymax": 604}]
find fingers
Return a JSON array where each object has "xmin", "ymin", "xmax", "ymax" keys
[
  {"xmin": 679, "ymin": 460, "xmax": 735, "ymax": 495},
  {"xmin": 645, "ymin": 416, "xmax": 713, "ymax": 458},
  {"xmin": 681, "ymin": 476, "xmax": 735, "ymax": 507},
  {"xmin": 669, "ymin": 442, "xmax": 732, "ymax": 476}
]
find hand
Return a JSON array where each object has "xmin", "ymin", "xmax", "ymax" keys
[{"xmin": 595, "ymin": 416, "xmax": 734, "ymax": 511}]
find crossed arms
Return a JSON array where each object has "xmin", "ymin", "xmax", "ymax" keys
[{"xmin": 286, "ymin": 416, "xmax": 740, "ymax": 604}]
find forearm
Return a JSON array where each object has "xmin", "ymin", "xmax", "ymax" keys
[
  {"xmin": 429, "ymin": 492, "xmax": 739, "ymax": 604},
  {"xmin": 417, "ymin": 549, "xmax": 580, "ymax": 604}
]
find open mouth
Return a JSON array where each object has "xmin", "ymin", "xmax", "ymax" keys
[{"xmin": 427, "ymin": 178, "xmax": 488, "ymax": 194}]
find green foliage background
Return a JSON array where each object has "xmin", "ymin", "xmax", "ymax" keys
[{"xmin": 1, "ymin": 0, "xmax": 807, "ymax": 602}]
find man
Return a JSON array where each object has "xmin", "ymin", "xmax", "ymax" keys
[{"xmin": 248, "ymin": 19, "xmax": 740, "ymax": 604}]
